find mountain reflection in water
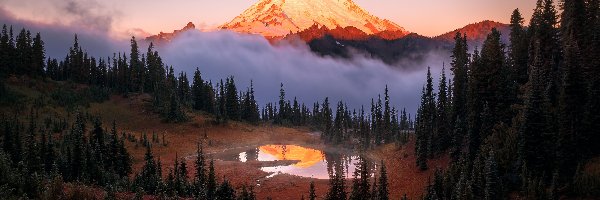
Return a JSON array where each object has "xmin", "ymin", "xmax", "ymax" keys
[{"xmin": 219, "ymin": 144, "xmax": 373, "ymax": 179}]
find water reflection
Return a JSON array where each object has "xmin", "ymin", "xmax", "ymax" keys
[{"xmin": 217, "ymin": 144, "xmax": 374, "ymax": 179}]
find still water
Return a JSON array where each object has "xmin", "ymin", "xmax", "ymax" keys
[{"xmin": 216, "ymin": 144, "xmax": 374, "ymax": 179}]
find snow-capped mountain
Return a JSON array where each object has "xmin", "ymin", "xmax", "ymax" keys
[{"xmin": 220, "ymin": 0, "xmax": 410, "ymax": 39}]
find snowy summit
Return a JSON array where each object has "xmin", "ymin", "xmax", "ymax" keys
[{"xmin": 220, "ymin": 0, "xmax": 410, "ymax": 38}]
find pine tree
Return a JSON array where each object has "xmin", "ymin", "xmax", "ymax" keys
[
  {"xmin": 216, "ymin": 179, "xmax": 236, "ymax": 200},
  {"xmin": 0, "ymin": 24, "xmax": 12, "ymax": 76},
  {"xmin": 509, "ymin": 9, "xmax": 530, "ymax": 87},
  {"xmin": 436, "ymin": 65, "xmax": 450, "ymax": 154},
  {"xmin": 484, "ymin": 151, "xmax": 500, "ymax": 200},
  {"xmin": 136, "ymin": 145, "xmax": 162, "ymax": 194},
  {"xmin": 194, "ymin": 142, "xmax": 207, "ymax": 197},
  {"xmin": 225, "ymin": 77, "xmax": 240, "ymax": 120},
  {"xmin": 350, "ymin": 157, "xmax": 370, "ymax": 200},
  {"xmin": 129, "ymin": 36, "xmax": 142, "ymax": 92},
  {"xmin": 518, "ymin": 63, "xmax": 552, "ymax": 177},
  {"xmin": 450, "ymin": 32, "xmax": 469, "ymax": 161},
  {"xmin": 30, "ymin": 33, "xmax": 45, "ymax": 77},
  {"xmin": 191, "ymin": 68, "xmax": 206, "ymax": 110},
  {"xmin": 416, "ymin": 67, "xmax": 435, "ymax": 170},
  {"xmin": 377, "ymin": 161, "xmax": 389, "ymax": 200},
  {"xmin": 325, "ymin": 168, "xmax": 346, "ymax": 200},
  {"xmin": 309, "ymin": 181, "xmax": 317, "ymax": 200},
  {"xmin": 14, "ymin": 29, "xmax": 32, "ymax": 75},
  {"xmin": 207, "ymin": 159, "xmax": 217, "ymax": 199}
]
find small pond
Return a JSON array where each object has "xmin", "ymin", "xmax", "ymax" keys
[{"xmin": 215, "ymin": 144, "xmax": 375, "ymax": 179}]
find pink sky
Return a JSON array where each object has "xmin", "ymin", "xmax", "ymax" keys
[{"xmin": 1, "ymin": 0, "xmax": 540, "ymax": 38}]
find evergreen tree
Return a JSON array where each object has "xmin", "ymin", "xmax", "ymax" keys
[
  {"xmin": 309, "ymin": 181, "xmax": 317, "ymax": 200},
  {"xmin": 194, "ymin": 142, "xmax": 207, "ymax": 197},
  {"xmin": 350, "ymin": 157, "xmax": 370, "ymax": 200},
  {"xmin": 484, "ymin": 151, "xmax": 501, "ymax": 200},
  {"xmin": 129, "ymin": 36, "xmax": 142, "ymax": 92},
  {"xmin": 31, "ymin": 33, "xmax": 45, "ymax": 77},
  {"xmin": 436, "ymin": 65, "xmax": 450, "ymax": 154},
  {"xmin": 416, "ymin": 67, "xmax": 435, "ymax": 170},
  {"xmin": 509, "ymin": 9, "xmax": 530, "ymax": 87},
  {"xmin": 377, "ymin": 161, "xmax": 389, "ymax": 200},
  {"xmin": 135, "ymin": 145, "xmax": 162, "ymax": 194},
  {"xmin": 207, "ymin": 159, "xmax": 217, "ymax": 199},
  {"xmin": 225, "ymin": 77, "xmax": 240, "ymax": 120},
  {"xmin": 326, "ymin": 166, "xmax": 346, "ymax": 200},
  {"xmin": 449, "ymin": 32, "xmax": 469, "ymax": 161},
  {"xmin": 216, "ymin": 179, "xmax": 236, "ymax": 200}
]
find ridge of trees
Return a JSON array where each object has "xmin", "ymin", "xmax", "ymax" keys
[{"xmin": 416, "ymin": 0, "xmax": 600, "ymax": 198}]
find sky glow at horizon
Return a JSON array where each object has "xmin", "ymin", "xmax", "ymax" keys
[{"xmin": 0, "ymin": 0, "xmax": 541, "ymax": 38}]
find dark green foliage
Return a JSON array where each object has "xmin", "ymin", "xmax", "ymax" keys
[
  {"xmin": 207, "ymin": 159, "xmax": 217, "ymax": 199},
  {"xmin": 350, "ymin": 157, "xmax": 371, "ymax": 200},
  {"xmin": 484, "ymin": 151, "xmax": 501, "ymax": 200},
  {"xmin": 325, "ymin": 167, "xmax": 346, "ymax": 200},
  {"xmin": 449, "ymin": 32, "xmax": 469, "ymax": 161},
  {"xmin": 415, "ymin": 67, "xmax": 435, "ymax": 170},
  {"xmin": 133, "ymin": 145, "xmax": 163, "ymax": 194},
  {"xmin": 216, "ymin": 179, "xmax": 236, "ymax": 200},
  {"xmin": 508, "ymin": 9, "xmax": 530, "ymax": 87},
  {"xmin": 435, "ymin": 66, "xmax": 450, "ymax": 154},
  {"xmin": 377, "ymin": 161, "xmax": 389, "ymax": 200},
  {"xmin": 224, "ymin": 77, "xmax": 240, "ymax": 120},
  {"xmin": 194, "ymin": 142, "xmax": 207, "ymax": 198},
  {"xmin": 309, "ymin": 181, "xmax": 317, "ymax": 200}
]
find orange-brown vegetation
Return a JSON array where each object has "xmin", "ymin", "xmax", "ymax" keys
[{"xmin": 86, "ymin": 94, "xmax": 448, "ymax": 199}]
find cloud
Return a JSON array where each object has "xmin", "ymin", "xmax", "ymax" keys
[
  {"xmin": 0, "ymin": 2, "xmax": 451, "ymax": 113},
  {"xmin": 61, "ymin": 0, "xmax": 120, "ymax": 33},
  {"xmin": 0, "ymin": 6, "xmax": 128, "ymax": 60},
  {"xmin": 157, "ymin": 30, "xmax": 451, "ymax": 113}
]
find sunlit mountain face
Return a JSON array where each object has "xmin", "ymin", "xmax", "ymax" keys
[{"xmin": 219, "ymin": 0, "xmax": 409, "ymax": 40}]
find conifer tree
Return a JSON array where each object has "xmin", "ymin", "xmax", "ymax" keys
[
  {"xmin": 31, "ymin": 33, "xmax": 45, "ymax": 77},
  {"xmin": 207, "ymin": 159, "xmax": 217, "ymax": 199},
  {"xmin": 484, "ymin": 151, "xmax": 500, "ymax": 200},
  {"xmin": 377, "ymin": 161, "xmax": 389, "ymax": 200},
  {"xmin": 436, "ymin": 65, "xmax": 450, "ymax": 154},
  {"xmin": 216, "ymin": 179, "xmax": 236, "ymax": 200},
  {"xmin": 509, "ymin": 9, "xmax": 530, "ymax": 87},
  {"xmin": 557, "ymin": 0, "xmax": 588, "ymax": 181},
  {"xmin": 194, "ymin": 142, "xmax": 207, "ymax": 197},
  {"xmin": 307, "ymin": 181, "xmax": 317, "ymax": 200},
  {"xmin": 449, "ymin": 32, "xmax": 469, "ymax": 161}
]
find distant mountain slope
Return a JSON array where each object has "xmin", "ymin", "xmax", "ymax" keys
[
  {"xmin": 145, "ymin": 22, "xmax": 196, "ymax": 44},
  {"xmin": 434, "ymin": 20, "xmax": 510, "ymax": 46},
  {"xmin": 145, "ymin": 20, "xmax": 511, "ymax": 66}
]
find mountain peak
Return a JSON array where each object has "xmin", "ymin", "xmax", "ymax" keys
[
  {"xmin": 435, "ymin": 20, "xmax": 510, "ymax": 44},
  {"xmin": 146, "ymin": 22, "xmax": 196, "ymax": 44},
  {"xmin": 220, "ymin": 0, "xmax": 409, "ymax": 39}
]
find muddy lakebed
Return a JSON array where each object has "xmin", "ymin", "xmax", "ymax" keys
[{"xmin": 210, "ymin": 144, "xmax": 376, "ymax": 179}]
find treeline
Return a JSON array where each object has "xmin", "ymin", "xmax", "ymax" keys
[
  {"xmin": 131, "ymin": 141, "xmax": 258, "ymax": 199},
  {"xmin": 0, "ymin": 112, "xmax": 131, "ymax": 198},
  {"xmin": 301, "ymin": 158, "xmax": 394, "ymax": 200},
  {"xmin": 0, "ymin": 24, "xmax": 264, "ymax": 124},
  {"xmin": 1, "ymin": 23, "xmax": 418, "ymax": 150},
  {"xmin": 415, "ymin": 0, "xmax": 600, "ymax": 198},
  {"xmin": 268, "ymin": 84, "xmax": 414, "ymax": 149}
]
